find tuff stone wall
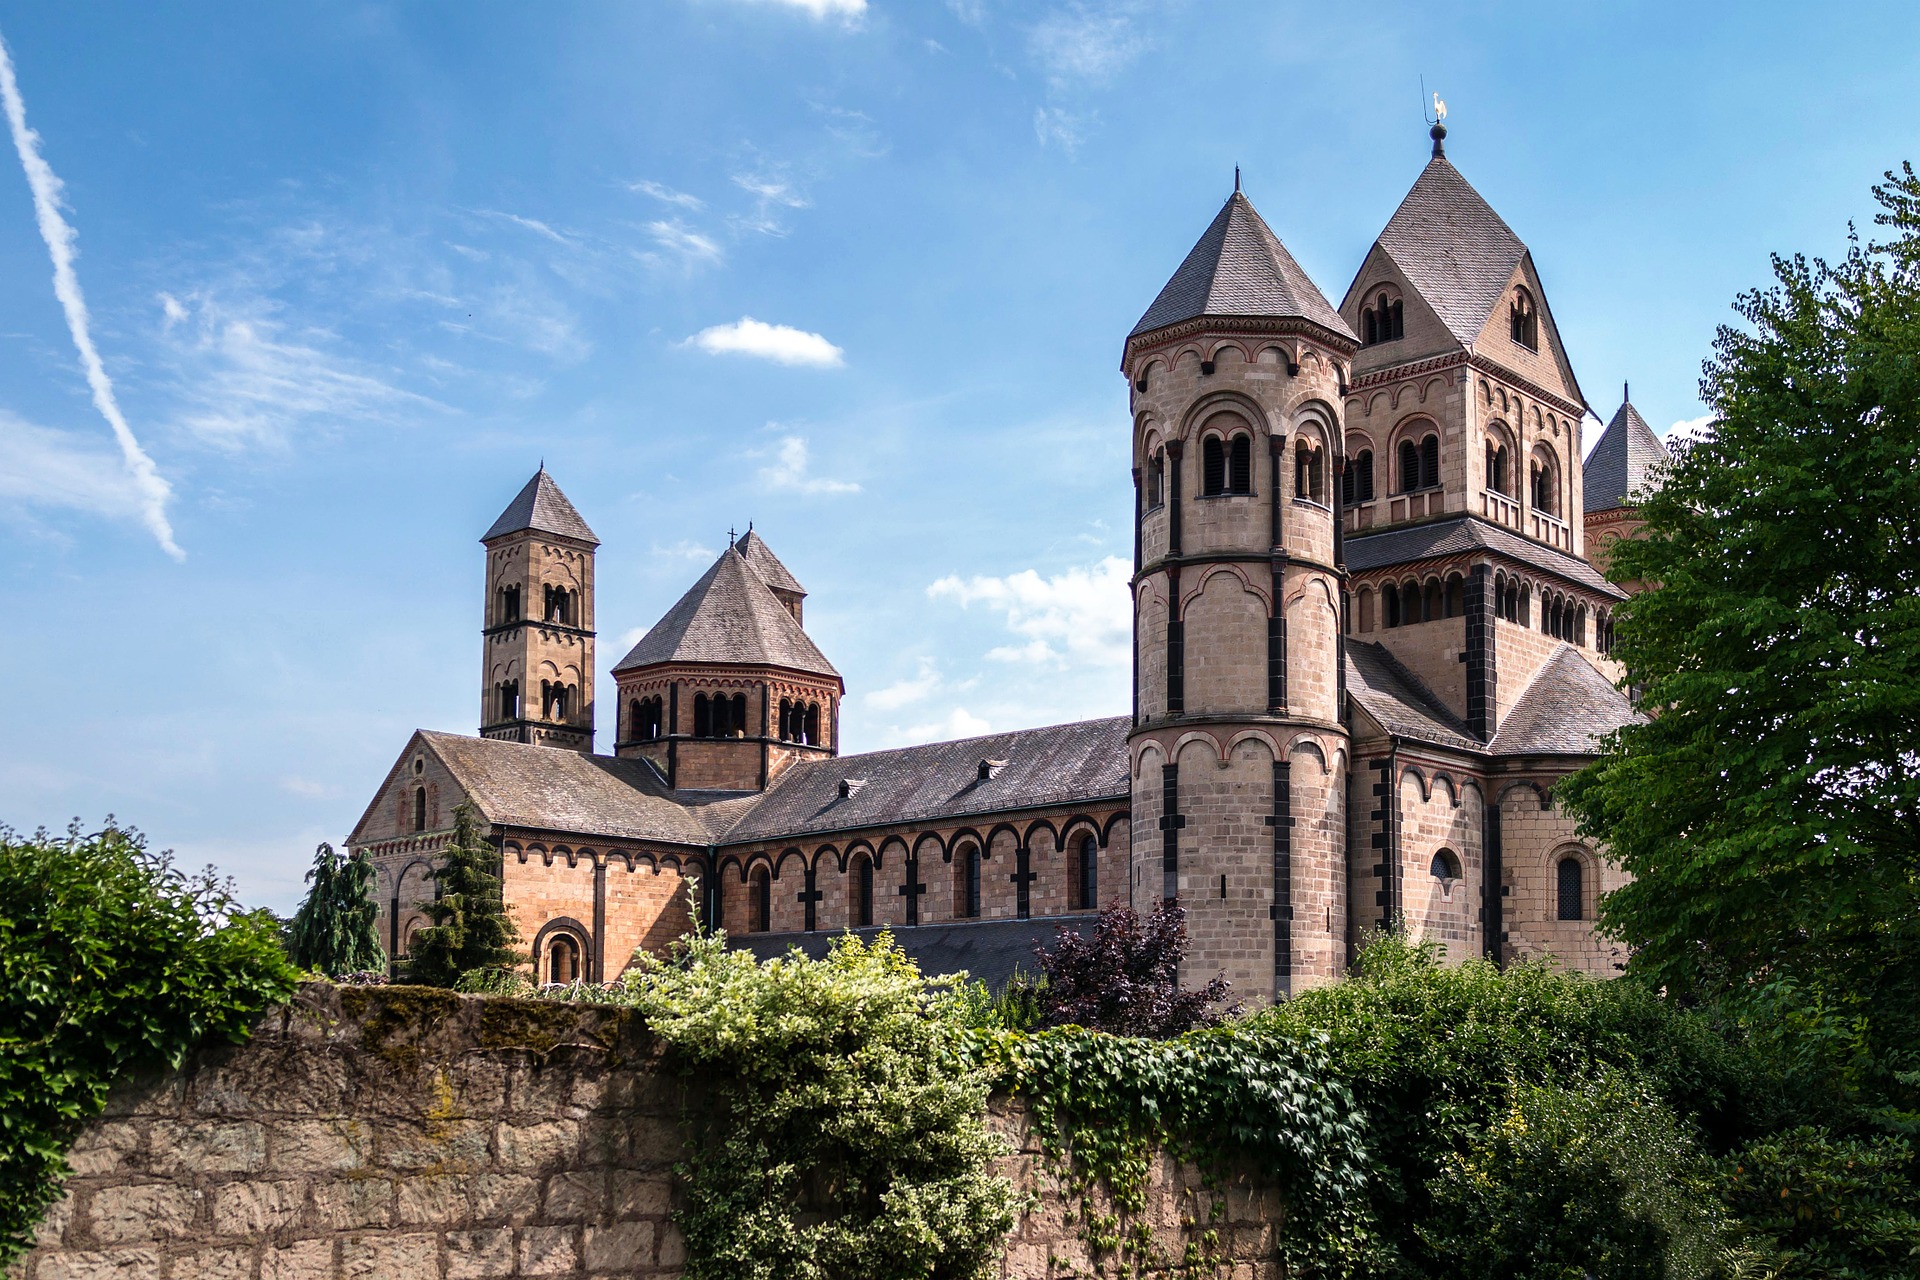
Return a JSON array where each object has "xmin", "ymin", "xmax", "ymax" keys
[{"xmin": 14, "ymin": 986, "xmax": 1291, "ymax": 1280}]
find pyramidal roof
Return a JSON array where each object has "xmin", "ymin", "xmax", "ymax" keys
[
  {"xmin": 613, "ymin": 539, "xmax": 838, "ymax": 679},
  {"xmin": 1372, "ymin": 154, "xmax": 1529, "ymax": 347},
  {"xmin": 481, "ymin": 468, "xmax": 599, "ymax": 545},
  {"xmin": 1584, "ymin": 397, "xmax": 1672, "ymax": 513},
  {"xmin": 1131, "ymin": 191, "xmax": 1354, "ymax": 341},
  {"xmin": 735, "ymin": 529, "xmax": 804, "ymax": 597}
]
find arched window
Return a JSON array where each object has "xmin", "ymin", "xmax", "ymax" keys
[
  {"xmin": 693, "ymin": 694, "xmax": 712, "ymax": 738},
  {"xmin": 1294, "ymin": 438, "xmax": 1325, "ymax": 501},
  {"xmin": 1398, "ymin": 438, "xmax": 1420, "ymax": 494},
  {"xmin": 1228, "ymin": 434, "xmax": 1252, "ymax": 494},
  {"xmin": 1147, "ymin": 448, "xmax": 1165, "ymax": 507},
  {"xmin": 1423, "ymin": 580, "xmax": 1444, "ymax": 622},
  {"xmin": 1389, "ymin": 296, "xmax": 1404, "ymax": 339},
  {"xmin": 1398, "ymin": 579, "xmax": 1420, "ymax": 625},
  {"xmin": 498, "ymin": 680, "xmax": 519, "ymax": 721},
  {"xmin": 413, "ymin": 787, "xmax": 427, "ymax": 832},
  {"xmin": 1357, "ymin": 587, "xmax": 1375, "ymax": 633},
  {"xmin": 805, "ymin": 702, "xmax": 822, "ymax": 747},
  {"xmin": 547, "ymin": 936, "xmax": 580, "ymax": 985},
  {"xmin": 955, "ymin": 844, "xmax": 982, "ymax": 918},
  {"xmin": 1444, "ymin": 574, "xmax": 1465, "ymax": 618},
  {"xmin": 1510, "ymin": 288, "xmax": 1538, "ymax": 349},
  {"xmin": 1557, "ymin": 856, "xmax": 1584, "ymax": 921},
  {"xmin": 1362, "ymin": 289, "xmax": 1404, "ymax": 345},
  {"xmin": 748, "ymin": 866, "xmax": 771, "ymax": 933},
  {"xmin": 731, "ymin": 693, "xmax": 748, "ymax": 738},
  {"xmin": 1485, "ymin": 441, "xmax": 1511, "ymax": 495},
  {"xmin": 629, "ymin": 699, "xmax": 644, "ymax": 741},
  {"xmin": 1530, "ymin": 448, "xmax": 1559, "ymax": 516},
  {"xmin": 1074, "ymin": 835, "xmax": 1099, "ymax": 911},
  {"xmin": 1518, "ymin": 584, "xmax": 1532, "ymax": 627},
  {"xmin": 852, "ymin": 854, "xmax": 874, "ymax": 928},
  {"xmin": 1362, "ymin": 306, "xmax": 1378, "ymax": 346},
  {"xmin": 499, "ymin": 584, "xmax": 521, "ymax": 622},
  {"xmin": 1342, "ymin": 449, "xmax": 1375, "ymax": 505},
  {"xmin": 1430, "ymin": 848, "xmax": 1461, "ymax": 880},
  {"xmin": 1202, "ymin": 436, "xmax": 1227, "ymax": 496},
  {"xmin": 1420, "ymin": 434, "xmax": 1440, "ymax": 490},
  {"xmin": 777, "ymin": 698, "xmax": 792, "ymax": 741}
]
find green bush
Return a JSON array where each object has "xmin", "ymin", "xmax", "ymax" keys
[
  {"xmin": 1420, "ymin": 1076, "xmax": 1729, "ymax": 1280},
  {"xmin": 0, "ymin": 823, "xmax": 299, "ymax": 1265},
  {"xmin": 1720, "ymin": 1126, "xmax": 1920, "ymax": 1279},
  {"xmin": 621, "ymin": 926, "xmax": 1017, "ymax": 1280}
]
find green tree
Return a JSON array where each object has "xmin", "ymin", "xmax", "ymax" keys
[
  {"xmin": 284, "ymin": 842, "xmax": 384, "ymax": 977},
  {"xmin": 0, "ymin": 822, "xmax": 298, "ymax": 1264},
  {"xmin": 1559, "ymin": 165, "xmax": 1920, "ymax": 1103},
  {"xmin": 404, "ymin": 803, "xmax": 522, "ymax": 987}
]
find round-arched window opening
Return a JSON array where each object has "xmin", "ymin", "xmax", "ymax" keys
[
  {"xmin": 1430, "ymin": 848, "xmax": 1461, "ymax": 881},
  {"xmin": 547, "ymin": 935, "xmax": 580, "ymax": 985}
]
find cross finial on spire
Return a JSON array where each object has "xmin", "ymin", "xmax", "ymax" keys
[
  {"xmin": 1234, "ymin": 165, "xmax": 1240, "ymax": 193},
  {"xmin": 728, "ymin": 525, "xmax": 735, "ymax": 548}
]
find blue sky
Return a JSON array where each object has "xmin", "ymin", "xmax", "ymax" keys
[{"xmin": 3, "ymin": 0, "xmax": 1916, "ymax": 912}]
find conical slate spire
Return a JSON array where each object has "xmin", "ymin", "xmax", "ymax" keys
[
  {"xmin": 1131, "ymin": 190, "xmax": 1354, "ymax": 341},
  {"xmin": 612, "ymin": 543, "xmax": 837, "ymax": 678},
  {"xmin": 482, "ymin": 468, "xmax": 599, "ymax": 545},
  {"xmin": 1583, "ymin": 396, "xmax": 1672, "ymax": 513},
  {"xmin": 1372, "ymin": 153, "xmax": 1528, "ymax": 347}
]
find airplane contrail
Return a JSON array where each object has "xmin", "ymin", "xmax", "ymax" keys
[{"xmin": 0, "ymin": 29, "xmax": 182, "ymax": 559}]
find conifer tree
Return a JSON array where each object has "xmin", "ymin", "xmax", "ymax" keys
[
  {"xmin": 285, "ymin": 842, "xmax": 385, "ymax": 976},
  {"xmin": 405, "ymin": 803, "xmax": 523, "ymax": 987}
]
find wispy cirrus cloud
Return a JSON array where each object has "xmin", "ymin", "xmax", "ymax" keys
[
  {"xmin": 1028, "ymin": 3, "xmax": 1153, "ymax": 84},
  {"xmin": 686, "ymin": 317, "xmax": 844, "ymax": 367},
  {"xmin": 757, "ymin": 434, "xmax": 860, "ymax": 495},
  {"xmin": 627, "ymin": 179, "xmax": 704, "ymax": 211},
  {"xmin": 157, "ymin": 291, "xmax": 444, "ymax": 450},
  {"xmin": 729, "ymin": 0, "xmax": 867, "ymax": 21},
  {"xmin": 475, "ymin": 209, "xmax": 573, "ymax": 245},
  {"xmin": 928, "ymin": 556, "xmax": 1132, "ymax": 667},
  {"xmin": 0, "ymin": 412, "xmax": 155, "ymax": 533},
  {"xmin": 731, "ymin": 169, "xmax": 811, "ymax": 236},
  {"xmin": 0, "ymin": 30, "xmax": 181, "ymax": 558},
  {"xmin": 643, "ymin": 219, "xmax": 724, "ymax": 269}
]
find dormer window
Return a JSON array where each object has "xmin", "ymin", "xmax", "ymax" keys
[
  {"xmin": 838, "ymin": 778, "xmax": 866, "ymax": 799},
  {"xmin": 977, "ymin": 758, "xmax": 1007, "ymax": 781},
  {"xmin": 1509, "ymin": 288, "xmax": 1538, "ymax": 350},
  {"xmin": 1361, "ymin": 288, "xmax": 1404, "ymax": 346}
]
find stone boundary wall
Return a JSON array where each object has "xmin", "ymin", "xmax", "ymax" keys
[{"xmin": 13, "ymin": 986, "xmax": 1289, "ymax": 1280}]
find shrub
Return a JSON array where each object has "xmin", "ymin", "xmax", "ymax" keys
[
  {"xmin": 1029, "ymin": 901, "xmax": 1235, "ymax": 1037},
  {"xmin": 0, "ymin": 823, "xmax": 299, "ymax": 1265},
  {"xmin": 1721, "ymin": 1126, "xmax": 1920, "ymax": 1279},
  {"xmin": 622, "ymin": 926, "xmax": 1017, "ymax": 1280},
  {"xmin": 285, "ymin": 841, "xmax": 384, "ymax": 977}
]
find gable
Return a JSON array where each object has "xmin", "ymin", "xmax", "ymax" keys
[
  {"xmin": 345, "ymin": 732, "xmax": 482, "ymax": 847},
  {"xmin": 1341, "ymin": 244, "xmax": 1465, "ymax": 374},
  {"xmin": 1469, "ymin": 255, "xmax": 1585, "ymax": 408}
]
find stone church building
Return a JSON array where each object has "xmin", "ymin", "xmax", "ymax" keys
[{"xmin": 347, "ymin": 125, "xmax": 1669, "ymax": 1002}]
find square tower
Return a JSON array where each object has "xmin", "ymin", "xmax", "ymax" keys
[{"xmin": 480, "ymin": 468, "xmax": 598, "ymax": 752}]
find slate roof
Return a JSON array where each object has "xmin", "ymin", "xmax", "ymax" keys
[
  {"xmin": 417, "ymin": 731, "xmax": 739, "ymax": 846},
  {"xmin": 734, "ymin": 918, "xmax": 1089, "ymax": 992},
  {"xmin": 735, "ymin": 530, "xmax": 805, "ymax": 597},
  {"xmin": 1372, "ymin": 157, "xmax": 1529, "ymax": 347},
  {"xmin": 481, "ymin": 468, "xmax": 599, "ymax": 545},
  {"xmin": 1345, "ymin": 516, "xmax": 1625, "ymax": 598},
  {"xmin": 1487, "ymin": 646, "xmax": 1642, "ymax": 755},
  {"xmin": 721, "ymin": 717, "xmax": 1131, "ymax": 844},
  {"xmin": 1344, "ymin": 643, "xmax": 1480, "ymax": 751},
  {"xmin": 1584, "ymin": 399, "xmax": 1672, "ymax": 513},
  {"xmin": 1131, "ymin": 191, "xmax": 1355, "ymax": 341},
  {"xmin": 613, "ymin": 543, "xmax": 839, "ymax": 678}
]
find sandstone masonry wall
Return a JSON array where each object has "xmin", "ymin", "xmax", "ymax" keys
[{"xmin": 15, "ymin": 986, "xmax": 1291, "ymax": 1280}]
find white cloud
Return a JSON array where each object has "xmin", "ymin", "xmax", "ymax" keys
[
  {"xmin": 643, "ymin": 219, "xmax": 724, "ymax": 269},
  {"xmin": 758, "ymin": 435, "xmax": 860, "ymax": 495},
  {"xmin": 866, "ymin": 658, "xmax": 943, "ymax": 711},
  {"xmin": 890, "ymin": 707, "xmax": 992, "ymax": 746},
  {"xmin": 687, "ymin": 317, "xmax": 844, "ymax": 367},
  {"xmin": 928, "ymin": 556, "xmax": 1132, "ymax": 668},
  {"xmin": 1665, "ymin": 414, "xmax": 1715, "ymax": 447},
  {"xmin": 730, "ymin": 0, "xmax": 867, "ymax": 19},
  {"xmin": 1033, "ymin": 106, "xmax": 1094, "ymax": 152},
  {"xmin": 0, "ymin": 412, "xmax": 154, "ymax": 525},
  {"xmin": 0, "ymin": 32, "xmax": 181, "ymax": 558},
  {"xmin": 477, "ymin": 209, "xmax": 573, "ymax": 245},
  {"xmin": 1028, "ymin": 3, "xmax": 1152, "ymax": 84},
  {"xmin": 628, "ymin": 179, "xmax": 704, "ymax": 211},
  {"xmin": 731, "ymin": 169, "xmax": 812, "ymax": 236},
  {"xmin": 157, "ymin": 292, "xmax": 444, "ymax": 449}
]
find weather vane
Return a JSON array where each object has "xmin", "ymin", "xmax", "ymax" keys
[{"xmin": 1421, "ymin": 78, "xmax": 1448, "ymax": 156}]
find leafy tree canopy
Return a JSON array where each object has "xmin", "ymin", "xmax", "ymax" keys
[
  {"xmin": 405, "ymin": 803, "xmax": 522, "ymax": 988},
  {"xmin": 285, "ymin": 842, "xmax": 384, "ymax": 977},
  {"xmin": 0, "ymin": 822, "xmax": 298, "ymax": 1265},
  {"xmin": 1559, "ymin": 165, "xmax": 1920, "ymax": 1104}
]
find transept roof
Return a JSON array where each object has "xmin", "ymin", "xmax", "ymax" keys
[
  {"xmin": 612, "ymin": 540, "xmax": 839, "ymax": 679},
  {"xmin": 1583, "ymin": 398, "xmax": 1672, "ymax": 513},
  {"xmin": 481, "ymin": 467, "xmax": 600, "ymax": 545},
  {"xmin": 1130, "ymin": 191, "xmax": 1354, "ymax": 341}
]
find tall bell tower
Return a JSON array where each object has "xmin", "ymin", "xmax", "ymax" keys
[
  {"xmin": 1124, "ymin": 187, "xmax": 1357, "ymax": 1003},
  {"xmin": 480, "ymin": 468, "xmax": 598, "ymax": 752}
]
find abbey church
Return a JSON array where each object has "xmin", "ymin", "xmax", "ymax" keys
[{"xmin": 347, "ymin": 124, "xmax": 1670, "ymax": 1003}]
